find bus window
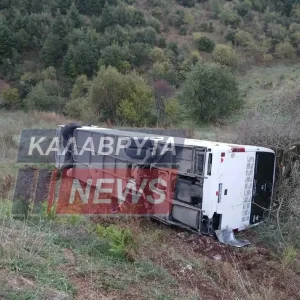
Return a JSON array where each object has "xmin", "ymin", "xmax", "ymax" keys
[
  {"xmin": 207, "ymin": 154, "xmax": 213, "ymax": 176},
  {"xmin": 195, "ymin": 151, "xmax": 205, "ymax": 174}
]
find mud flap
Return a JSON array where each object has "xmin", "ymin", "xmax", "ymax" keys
[{"xmin": 215, "ymin": 227, "xmax": 251, "ymax": 248}]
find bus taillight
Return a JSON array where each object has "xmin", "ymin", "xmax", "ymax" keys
[{"xmin": 231, "ymin": 147, "xmax": 245, "ymax": 153}]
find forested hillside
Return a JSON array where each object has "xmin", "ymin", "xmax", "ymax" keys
[{"xmin": 0, "ymin": 0, "xmax": 299, "ymax": 126}]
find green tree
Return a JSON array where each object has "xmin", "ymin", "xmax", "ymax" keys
[
  {"xmin": 180, "ymin": 62, "xmax": 241, "ymax": 123},
  {"xmin": 194, "ymin": 34, "xmax": 215, "ymax": 53},
  {"xmin": 52, "ymin": 10, "xmax": 67, "ymax": 39},
  {"xmin": 0, "ymin": 21, "xmax": 14, "ymax": 63},
  {"xmin": 100, "ymin": 44, "xmax": 131, "ymax": 72},
  {"xmin": 212, "ymin": 44, "xmax": 238, "ymax": 69},
  {"xmin": 88, "ymin": 66, "xmax": 154, "ymax": 125},
  {"xmin": 235, "ymin": 0, "xmax": 253, "ymax": 17},
  {"xmin": 89, "ymin": 66, "xmax": 126, "ymax": 121},
  {"xmin": 71, "ymin": 74, "xmax": 91, "ymax": 99},
  {"xmin": 67, "ymin": 3, "xmax": 82, "ymax": 28},
  {"xmin": 116, "ymin": 73, "xmax": 154, "ymax": 126},
  {"xmin": 220, "ymin": 8, "xmax": 241, "ymax": 27},
  {"xmin": 41, "ymin": 33, "xmax": 64, "ymax": 66},
  {"xmin": 275, "ymin": 41, "xmax": 296, "ymax": 59},
  {"xmin": 25, "ymin": 80, "xmax": 66, "ymax": 112},
  {"xmin": 0, "ymin": 87, "xmax": 20, "ymax": 108}
]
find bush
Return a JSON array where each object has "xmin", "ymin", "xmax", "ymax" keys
[
  {"xmin": 235, "ymin": 0, "xmax": 253, "ymax": 17},
  {"xmin": 0, "ymin": 87, "xmax": 20, "ymax": 109},
  {"xmin": 65, "ymin": 97, "xmax": 90, "ymax": 120},
  {"xmin": 116, "ymin": 72, "xmax": 154, "ymax": 126},
  {"xmin": 157, "ymin": 36, "xmax": 167, "ymax": 48},
  {"xmin": 165, "ymin": 97, "xmax": 182, "ymax": 125},
  {"xmin": 220, "ymin": 9, "xmax": 241, "ymax": 27},
  {"xmin": 180, "ymin": 62, "xmax": 241, "ymax": 123},
  {"xmin": 263, "ymin": 53, "xmax": 274, "ymax": 64},
  {"xmin": 25, "ymin": 80, "xmax": 66, "ymax": 112},
  {"xmin": 100, "ymin": 44, "xmax": 131, "ymax": 72},
  {"xmin": 199, "ymin": 22, "xmax": 214, "ymax": 33},
  {"xmin": 194, "ymin": 34, "xmax": 215, "ymax": 53},
  {"xmin": 275, "ymin": 42, "xmax": 296, "ymax": 59},
  {"xmin": 212, "ymin": 44, "xmax": 238, "ymax": 69},
  {"xmin": 235, "ymin": 30, "xmax": 253, "ymax": 47},
  {"xmin": 89, "ymin": 66, "xmax": 155, "ymax": 126}
]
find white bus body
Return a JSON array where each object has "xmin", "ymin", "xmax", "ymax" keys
[{"xmin": 56, "ymin": 125, "xmax": 276, "ymax": 236}]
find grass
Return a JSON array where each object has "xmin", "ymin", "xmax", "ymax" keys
[{"xmin": 1, "ymin": 94, "xmax": 300, "ymax": 298}]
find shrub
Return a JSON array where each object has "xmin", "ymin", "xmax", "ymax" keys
[
  {"xmin": 225, "ymin": 30, "xmax": 236, "ymax": 44},
  {"xmin": 134, "ymin": 27, "xmax": 157, "ymax": 45},
  {"xmin": 146, "ymin": 16, "xmax": 161, "ymax": 32},
  {"xmin": 199, "ymin": 22, "xmax": 215, "ymax": 33},
  {"xmin": 100, "ymin": 44, "xmax": 131, "ymax": 72},
  {"xmin": 167, "ymin": 9, "xmax": 186, "ymax": 28},
  {"xmin": 212, "ymin": 44, "xmax": 238, "ymax": 69},
  {"xmin": 208, "ymin": 0, "xmax": 224, "ymax": 14},
  {"xmin": 89, "ymin": 66, "xmax": 154, "ymax": 126},
  {"xmin": 165, "ymin": 97, "xmax": 182, "ymax": 125},
  {"xmin": 235, "ymin": 0, "xmax": 253, "ymax": 17},
  {"xmin": 130, "ymin": 42, "xmax": 151, "ymax": 67},
  {"xmin": 275, "ymin": 42, "xmax": 296, "ymax": 59},
  {"xmin": 194, "ymin": 35, "xmax": 215, "ymax": 53},
  {"xmin": 150, "ymin": 47, "xmax": 167, "ymax": 63},
  {"xmin": 25, "ymin": 80, "xmax": 66, "ymax": 112},
  {"xmin": 263, "ymin": 53, "xmax": 273, "ymax": 64},
  {"xmin": 65, "ymin": 97, "xmax": 90, "ymax": 120},
  {"xmin": 157, "ymin": 36, "xmax": 167, "ymax": 48},
  {"xmin": 235, "ymin": 30, "xmax": 253, "ymax": 47},
  {"xmin": 266, "ymin": 23, "xmax": 287, "ymax": 44},
  {"xmin": 0, "ymin": 87, "xmax": 20, "ymax": 109},
  {"xmin": 220, "ymin": 9, "xmax": 241, "ymax": 27},
  {"xmin": 180, "ymin": 62, "xmax": 241, "ymax": 123},
  {"xmin": 179, "ymin": 25, "xmax": 188, "ymax": 36},
  {"xmin": 116, "ymin": 72, "xmax": 154, "ymax": 126}
]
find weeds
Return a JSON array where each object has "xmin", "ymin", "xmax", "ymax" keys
[{"xmin": 96, "ymin": 224, "xmax": 137, "ymax": 259}]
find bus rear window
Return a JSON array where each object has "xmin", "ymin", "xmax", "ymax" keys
[{"xmin": 207, "ymin": 154, "xmax": 213, "ymax": 175}]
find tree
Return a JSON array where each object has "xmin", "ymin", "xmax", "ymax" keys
[
  {"xmin": 235, "ymin": 0, "xmax": 253, "ymax": 17},
  {"xmin": 88, "ymin": 66, "xmax": 154, "ymax": 125},
  {"xmin": 0, "ymin": 87, "xmax": 20, "ymax": 108},
  {"xmin": 89, "ymin": 66, "xmax": 127, "ymax": 121},
  {"xmin": 235, "ymin": 30, "xmax": 253, "ymax": 47},
  {"xmin": 71, "ymin": 74, "xmax": 91, "ymax": 99},
  {"xmin": 180, "ymin": 62, "xmax": 241, "ymax": 123},
  {"xmin": 41, "ymin": 33, "xmax": 64, "ymax": 66},
  {"xmin": 67, "ymin": 3, "xmax": 82, "ymax": 28},
  {"xmin": 0, "ymin": 21, "xmax": 14, "ymax": 62},
  {"xmin": 275, "ymin": 42, "xmax": 296, "ymax": 59},
  {"xmin": 194, "ymin": 34, "xmax": 215, "ymax": 53},
  {"xmin": 100, "ymin": 44, "xmax": 131, "ymax": 72},
  {"xmin": 153, "ymin": 79, "xmax": 174, "ymax": 126},
  {"xmin": 52, "ymin": 10, "xmax": 67, "ymax": 39},
  {"xmin": 116, "ymin": 73, "xmax": 154, "ymax": 126},
  {"xmin": 25, "ymin": 80, "xmax": 66, "ymax": 112},
  {"xmin": 212, "ymin": 44, "xmax": 238, "ymax": 69}
]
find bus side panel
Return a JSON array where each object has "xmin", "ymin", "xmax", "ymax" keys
[{"xmin": 250, "ymin": 152, "xmax": 275, "ymax": 224}]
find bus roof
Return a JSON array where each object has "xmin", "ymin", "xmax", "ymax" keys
[{"xmin": 69, "ymin": 126, "xmax": 274, "ymax": 154}]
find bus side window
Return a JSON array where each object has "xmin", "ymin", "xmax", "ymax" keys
[{"xmin": 207, "ymin": 154, "xmax": 213, "ymax": 176}]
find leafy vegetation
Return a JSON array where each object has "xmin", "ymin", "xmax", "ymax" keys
[
  {"xmin": 0, "ymin": 0, "xmax": 298, "ymax": 126},
  {"xmin": 181, "ymin": 62, "xmax": 241, "ymax": 123}
]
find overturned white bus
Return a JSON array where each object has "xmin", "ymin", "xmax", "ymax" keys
[{"xmin": 56, "ymin": 124, "xmax": 276, "ymax": 245}]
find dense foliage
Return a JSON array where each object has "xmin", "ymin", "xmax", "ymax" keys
[
  {"xmin": 181, "ymin": 62, "xmax": 242, "ymax": 123},
  {"xmin": 0, "ymin": 0, "xmax": 299, "ymax": 125}
]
